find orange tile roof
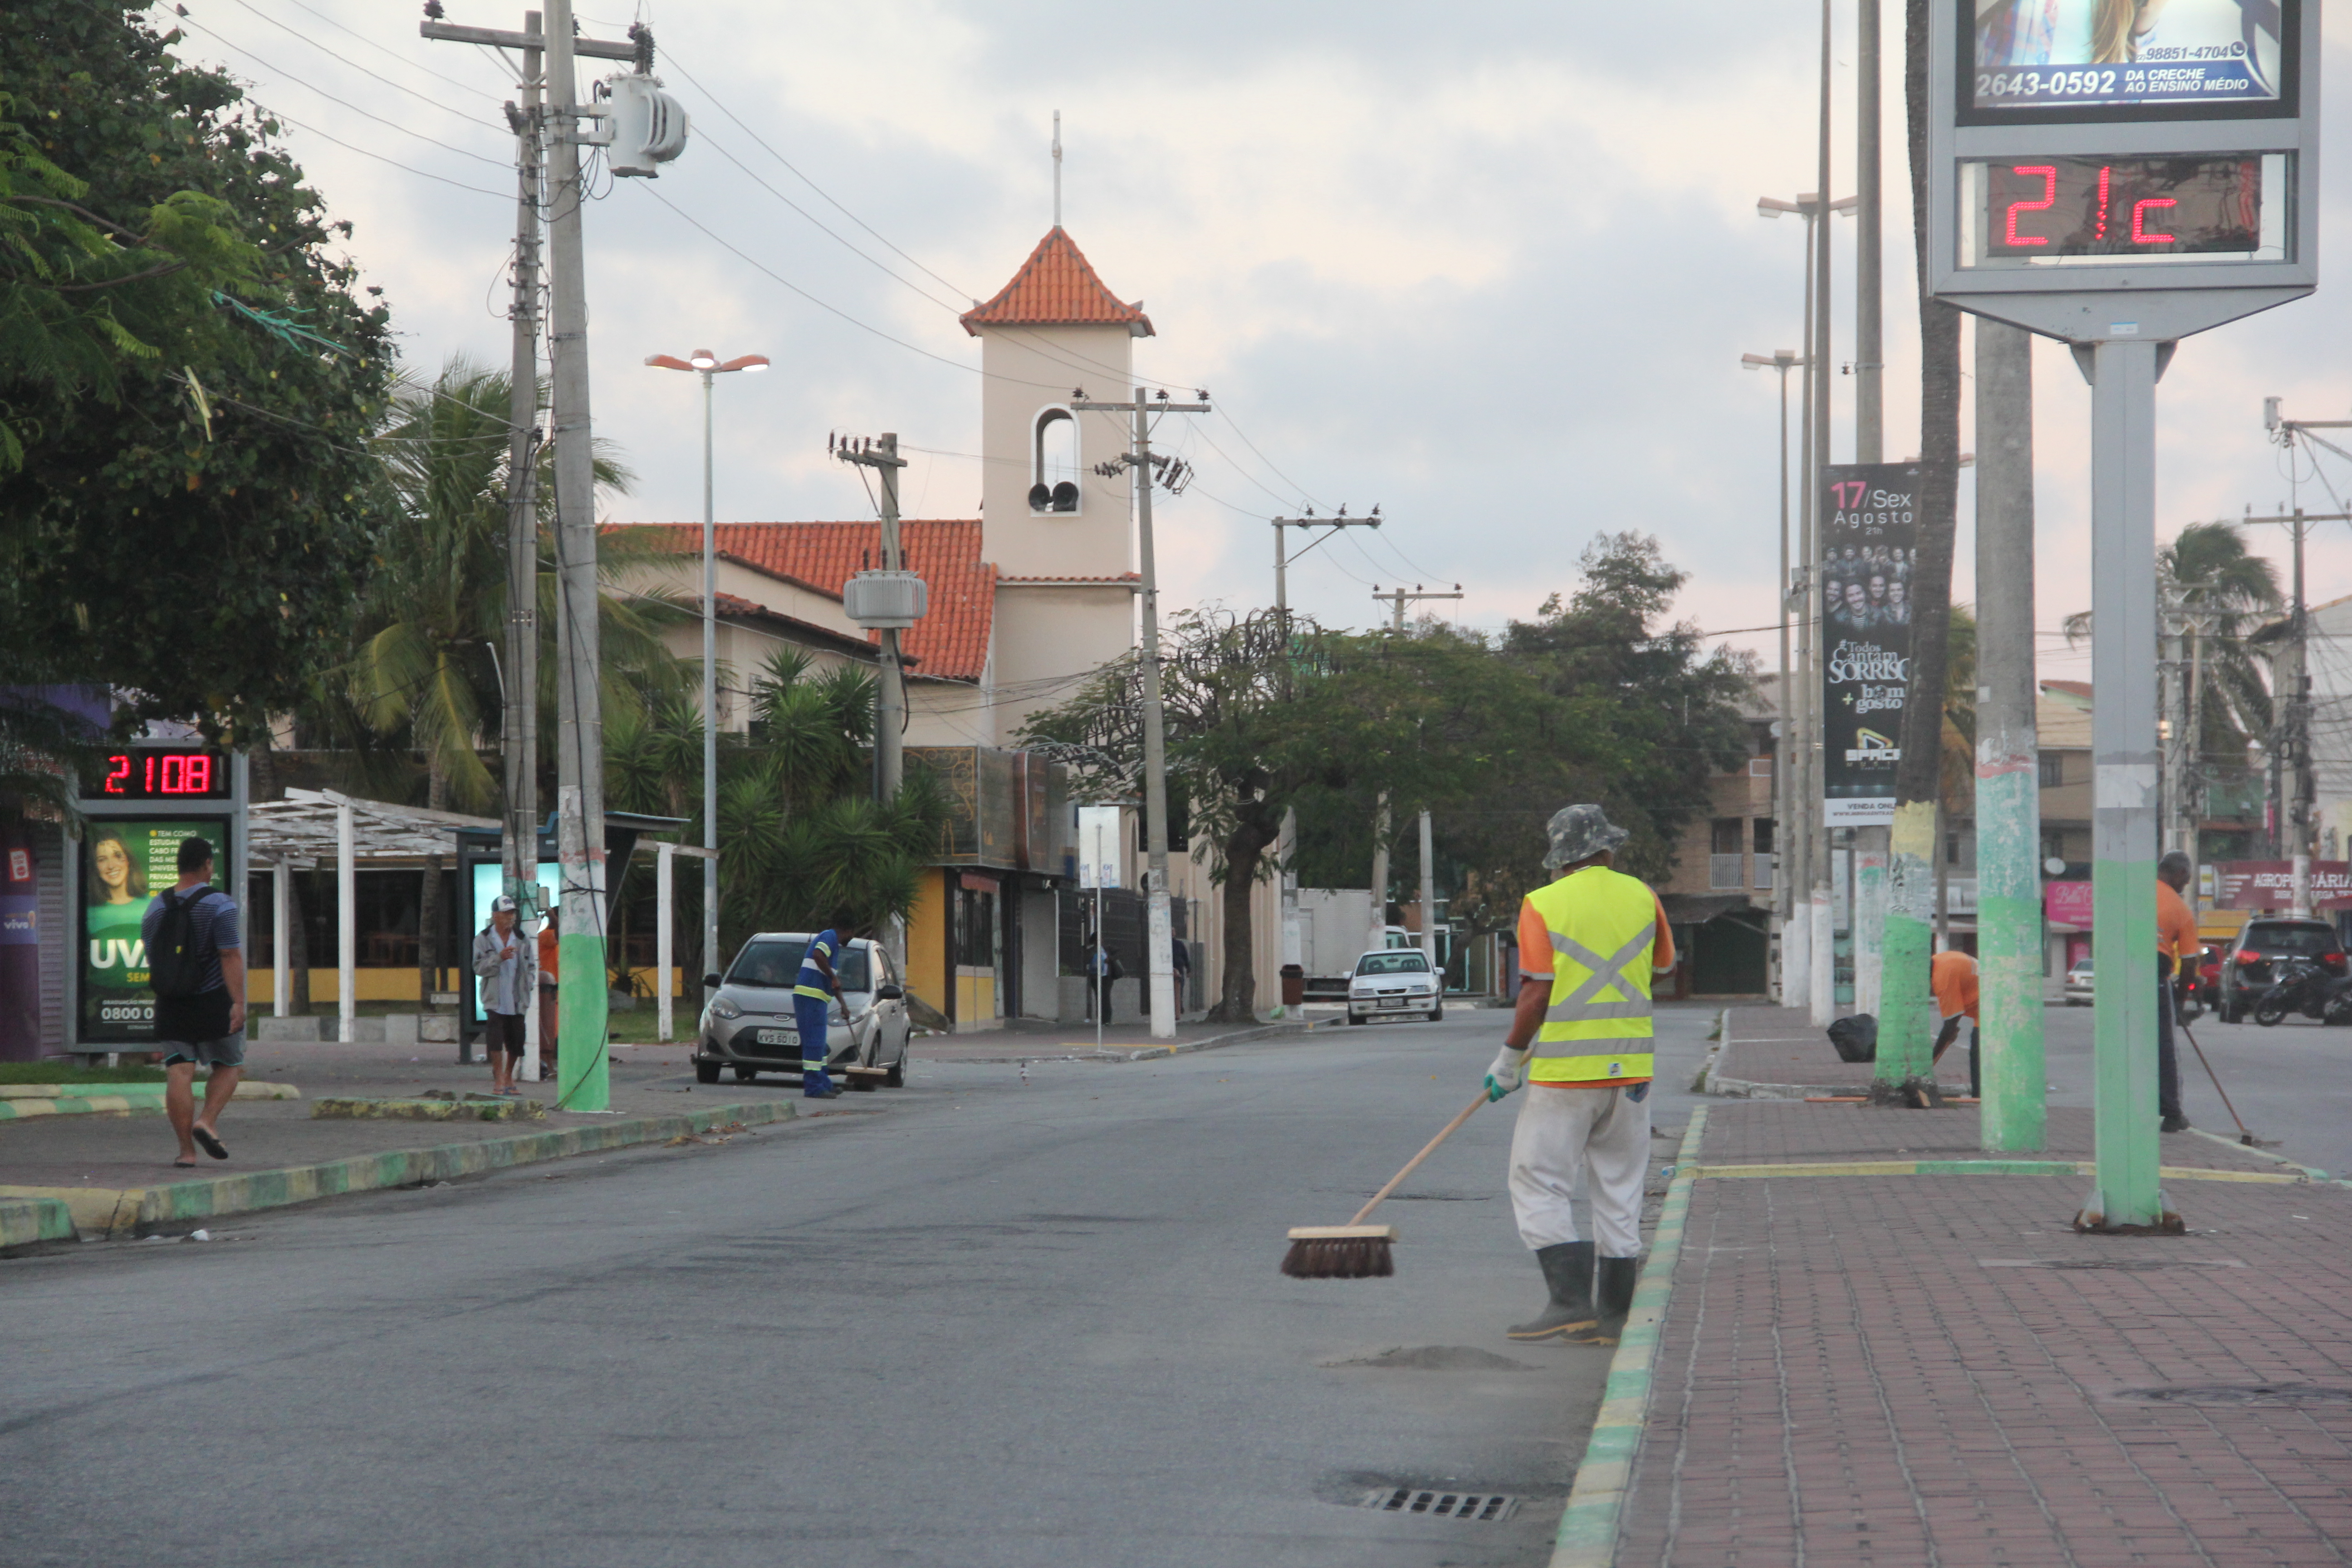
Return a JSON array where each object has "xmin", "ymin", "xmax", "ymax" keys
[
  {"xmin": 621, "ymin": 521, "xmax": 994, "ymax": 682},
  {"xmin": 960, "ymin": 227, "xmax": 1153, "ymax": 337}
]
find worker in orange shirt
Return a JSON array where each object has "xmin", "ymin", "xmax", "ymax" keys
[
  {"xmin": 1929, "ymin": 946, "xmax": 1980, "ymax": 1096},
  {"xmin": 536, "ymin": 905, "xmax": 559, "ymax": 1083},
  {"xmin": 2156, "ymin": 851, "xmax": 2197, "ymax": 1132}
]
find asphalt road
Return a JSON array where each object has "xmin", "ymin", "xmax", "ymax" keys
[
  {"xmin": 0, "ymin": 1005, "xmax": 1715, "ymax": 1568},
  {"xmin": 2040, "ymin": 1001, "xmax": 2352, "ymax": 1176}
]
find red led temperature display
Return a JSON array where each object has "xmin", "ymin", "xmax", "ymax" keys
[
  {"xmin": 1984, "ymin": 156, "xmax": 2260, "ymax": 257},
  {"xmin": 98, "ymin": 750, "xmax": 230, "ymax": 799}
]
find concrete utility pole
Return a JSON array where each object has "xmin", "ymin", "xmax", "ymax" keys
[
  {"xmin": 1851, "ymin": 0, "xmax": 1890, "ymax": 1020},
  {"xmin": 1270, "ymin": 510, "xmax": 1382, "ymax": 968},
  {"xmin": 500, "ymin": 13, "xmax": 543, "ymax": 1079},
  {"xmin": 424, "ymin": 5, "xmax": 640, "ymax": 1110},
  {"xmin": 1075, "ymin": 387, "xmax": 1211, "ymax": 1040},
  {"xmin": 1743, "ymin": 349, "xmax": 1804, "ymax": 1000},
  {"xmin": 543, "ymin": 0, "xmax": 606, "ymax": 1111},
  {"xmin": 1375, "ymin": 585, "xmax": 1464, "ymax": 970},
  {"xmin": 1809, "ymin": 0, "xmax": 1836, "ymax": 1028},
  {"xmin": 835, "ymin": 433, "xmax": 919, "ymax": 978},
  {"xmin": 1975, "ymin": 321, "xmax": 2045, "ymax": 1152}
]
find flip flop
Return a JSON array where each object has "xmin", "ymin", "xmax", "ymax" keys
[
  {"xmin": 173, "ymin": 1156, "xmax": 198, "ymax": 1169},
  {"xmin": 191, "ymin": 1127, "xmax": 228, "ymax": 1161}
]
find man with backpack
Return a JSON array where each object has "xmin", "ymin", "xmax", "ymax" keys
[{"xmin": 143, "ymin": 835, "xmax": 246, "ymax": 1166}]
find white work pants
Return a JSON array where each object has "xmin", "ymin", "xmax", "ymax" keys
[{"xmin": 1508, "ymin": 1082, "xmax": 1650, "ymax": 1258}]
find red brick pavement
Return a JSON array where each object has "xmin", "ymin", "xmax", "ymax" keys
[
  {"xmin": 1700, "ymin": 1102, "xmax": 2286, "ymax": 1174},
  {"xmin": 1715, "ymin": 1004, "xmax": 1973, "ymax": 1095},
  {"xmin": 1613, "ymin": 1101, "xmax": 2352, "ymax": 1567}
]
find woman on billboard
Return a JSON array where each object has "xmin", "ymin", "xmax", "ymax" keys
[{"xmin": 86, "ymin": 832, "xmax": 152, "ymax": 941}]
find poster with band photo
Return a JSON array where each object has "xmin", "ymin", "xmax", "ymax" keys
[
  {"xmin": 80, "ymin": 819, "xmax": 212, "ymax": 1043},
  {"xmin": 1819, "ymin": 464, "xmax": 1926, "ymax": 826}
]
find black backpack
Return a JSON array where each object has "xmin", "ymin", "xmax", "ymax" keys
[{"xmin": 148, "ymin": 887, "xmax": 218, "ymax": 998}]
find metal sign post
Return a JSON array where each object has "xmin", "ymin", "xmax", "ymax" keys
[{"xmin": 1928, "ymin": 0, "xmax": 2318, "ymax": 1230}]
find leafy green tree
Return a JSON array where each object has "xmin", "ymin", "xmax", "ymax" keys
[
  {"xmin": 1, "ymin": 3, "xmax": 396, "ymax": 738},
  {"xmin": 606, "ymin": 648, "xmax": 942, "ymax": 978}
]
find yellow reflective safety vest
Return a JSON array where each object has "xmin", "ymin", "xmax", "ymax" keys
[{"xmin": 1526, "ymin": 867, "xmax": 1661, "ymax": 1085}]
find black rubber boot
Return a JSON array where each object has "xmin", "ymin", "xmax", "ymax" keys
[
  {"xmin": 1573, "ymin": 1255, "xmax": 1641, "ymax": 1345},
  {"xmin": 1505, "ymin": 1242, "xmax": 1597, "ymax": 1341}
]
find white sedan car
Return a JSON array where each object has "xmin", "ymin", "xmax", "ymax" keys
[{"xmin": 1346, "ymin": 949, "xmax": 1444, "ymax": 1024}]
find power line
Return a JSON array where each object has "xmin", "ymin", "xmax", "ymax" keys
[
  {"xmin": 220, "ymin": 0, "xmax": 509, "ymax": 121},
  {"xmin": 240, "ymin": 101, "xmax": 510, "ymax": 197}
]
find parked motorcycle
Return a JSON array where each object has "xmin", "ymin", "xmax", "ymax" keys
[{"xmin": 2252, "ymin": 956, "xmax": 2352, "ymax": 1027}]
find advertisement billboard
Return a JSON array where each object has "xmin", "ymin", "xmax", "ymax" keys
[
  {"xmin": 1819, "ymin": 463, "xmax": 1924, "ymax": 826},
  {"xmin": 1968, "ymin": 0, "xmax": 2292, "ymax": 120},
  {"xmin": 2210, "ymin": 859, "xmax": 2352, "ymax": 911},
  {"xmin": 79, "ymin": 818, "xmax": 217, "ymax": 1044}
]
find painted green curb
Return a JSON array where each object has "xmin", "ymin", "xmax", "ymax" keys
[
  {"xmin": 0, "ymin": 1097, "xmax": 798, "ymax": 1239},
  {"xmin": 1548, "ymin": 1104, "xmax": 1709, "ymax": 1568},
  {"xmin": 0, "ymin": 1195, "xmax": 76, "ymax": 1250}
]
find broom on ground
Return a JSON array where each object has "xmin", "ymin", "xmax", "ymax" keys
[
  {"xmin": 1281, "ymin": 1093, "xmax": 1490, "ymax": 1280},
  {"xmin": 2176, "ymin": 1018, "xmax": 2263, "ymax": 1146}
]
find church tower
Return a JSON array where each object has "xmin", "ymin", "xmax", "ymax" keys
[{"xmin": 960, "ymin": 228, "xmax": 1152, "ymax": 744}]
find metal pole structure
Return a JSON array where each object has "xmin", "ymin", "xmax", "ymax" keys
[
  {"xmin": 1374, "ymin": 585, "xmax": 1464, "ymax": 969},
  {"xmin": 1744, "ymin": 350, "xmax": 1803, "ymax": 998},
  {"xmin": 1418, "ymin": 807, "xmax": 1437, "ymax": 971},
  {"xmin": 1788, "ymin": 206, "xmax": 1819, "ymax": 1014},
  {"xmin": 2289, "ymin": 508, "xmax": 2312, "ymax": 917},
  {"xmin": 701, "ymin": 366, "xmax": 720, "ymax": 996},
  {"xmin": 544, "ymin": 0, "xmax": 609, "ymax": 1112},
  {"xmin": 337, "ymin": 799, "xmax": 355, "ymax": 1045},
  {"xmin": 1808, "ymin": 0, "xmax": 1836, "ymax": 1028},
  {"xmin": 1271, "ymin": 513, "xmax": 1384, "ymax": 958},
  {"xmin": 273, "ymin": 859, "xmax": 290, "ymax": 1017},
  {"xmin": 657, "ymin": 840, "xmax": 673, "ymax": 1042},
  {"xmin": 876, "ymin": 432, "xmax": 906, "ymax": 796},
  {"xmin": 500, "ymin": 11, "xmax": 544, "ymax": 1080},
  {"xmin": 1131, "ymin": 390, "xmax": 1178, "ymax": 1040},
  {"xmin": 1974, "ymin": 318, "xmax": 2045, "ymax": 1152},
  {"xmin": 2082, "ymin": 337, "xmax": 2167, "ymax": 1232}
]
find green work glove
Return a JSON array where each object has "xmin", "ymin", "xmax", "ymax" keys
[{"xmin": 1485, "ymin": 1045, "xmax": 1525, "ymax": 1102}]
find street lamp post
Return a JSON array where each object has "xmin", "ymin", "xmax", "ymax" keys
[
  {"xmin": 1756, "ymin": 192, "xmax": 1853, "ymax": 1018},
  {"xmin": 1742, "ymin": 348, "xmax": 1803, "ymax": 1000},
  {"xmin": 646, "ymin": 348, "xmax": 768, "ymax": 1005}
]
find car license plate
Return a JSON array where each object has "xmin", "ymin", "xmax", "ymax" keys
[{"xmin": 754, "ymin": 1028, "xmax": 798, "ymax": 1047}]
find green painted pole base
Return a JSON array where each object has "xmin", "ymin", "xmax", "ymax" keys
[
  {"xmin": 1975, "ymin": 765, "xmax": 2046, "ymax": 1152},
  {"xmin": 1877, "ymin": 800, "xmax": 1938, "ymax": 1087},
  {"xmin": 557, "ymin": 931, "xmax": 609, "ymax": 1112}
]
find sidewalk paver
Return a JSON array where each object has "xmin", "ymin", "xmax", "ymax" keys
[
  {"xmin": 1711, "ymin": 1004, "xmax": 1974, "ymax": 1098},
  {"xmin": 1597, "ymin": 1098, "xmax": 2352, "ymax": 1568}
]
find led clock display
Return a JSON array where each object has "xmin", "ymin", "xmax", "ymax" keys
[
  {"xmin": 1978, "ymin": 156, "xmax": 2261, "ymax": 258},
  {"xmin": 97, "ymin": 749, "xmax": 230, "ymax": 799}
]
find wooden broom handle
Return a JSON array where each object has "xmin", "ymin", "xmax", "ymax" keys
[{"xmin": 1347, "ymin": 1093, "xmax": 1490, "ymax": 1225}]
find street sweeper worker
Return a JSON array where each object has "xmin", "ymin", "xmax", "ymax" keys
[{"xmin": 1481, "ymin": 804, "xmax": 1674, "ymax": 1345}]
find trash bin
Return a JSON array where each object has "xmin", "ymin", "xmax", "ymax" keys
[{"xmin": 1280, "ymin": 963, "xmax": 1305, "ymax": 1007}]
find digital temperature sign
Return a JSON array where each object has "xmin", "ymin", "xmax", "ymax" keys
[
  {"xmin": 96, "ymin": 749, "xmax": 231, "ymax": 800},
  {"xmin": 1965, "ymin": 155, "xmax": 2278, "ymax": 265}
]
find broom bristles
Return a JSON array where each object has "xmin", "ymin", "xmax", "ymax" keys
[{"xmin": 1279, "ymin": 1235, "xmax": 1396, "ymax": 1279}]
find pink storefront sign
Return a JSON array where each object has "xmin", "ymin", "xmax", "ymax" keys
[{"xmin": 2043, "ymin": 881, "xmax": 2093, "ymax": 929}]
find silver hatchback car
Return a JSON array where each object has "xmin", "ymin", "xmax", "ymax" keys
[{"xmin": 695, "ymin": 932, "xmax": 912, "ymax": 1090}]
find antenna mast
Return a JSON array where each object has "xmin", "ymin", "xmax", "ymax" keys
[{"xmin": 1052, "ymin": 110, "xmax": 1062, "ymax": 227}]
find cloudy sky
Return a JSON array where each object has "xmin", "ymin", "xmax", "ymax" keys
[{"xmin": 158, "ymin": 0, "xmax": 2352, "ymax": 676}]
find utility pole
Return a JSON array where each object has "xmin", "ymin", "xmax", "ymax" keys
[
  {"xmin": 501, "ymin": 13, "xmax": 543, "ymax": 1079},
  {"xmin": 835, "ymin": 433, "xmax": 916, "ymax": 977},
  {"xmin": 1810, "ymin": 0, "xmax": 1836, "ymax": 1029},
  {"xmin": 1743, "ymin": 349, "xmax": 1804, "ymax": 1000},
  {"xmin": 423, "ymin": 7, "xmax": 639, "ymax": 1110},
  {"xmin": 1976, "ymin": 321, "xmax": 2045, "ymax": 1151},
  {"xmin": 1075, "ymin": 387, "xmax": 1211, "ymax": 1040},
  {"xmin": 1376, "ymin": 585, "xmax": 1464, "ymax": 970},
  {"xmin": 1851, "ymin": 0, "xmax": 1888, "ymax": 1021},
  {"xmin": 1272, "ymin": 510, "xmax": 1384, "ymax": 958}
]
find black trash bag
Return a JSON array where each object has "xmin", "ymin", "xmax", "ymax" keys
[{"xmin": 1827, "ymin": 1013, "xmax": 1877, "ymax": 1063}]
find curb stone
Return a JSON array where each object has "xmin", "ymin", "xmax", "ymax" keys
[
  {"xmin": 929, "ymin": 1018, "xmax": 1323, "ymax": 1065},
  {"xmin": 0, "ymin": 1195, "xmax": 77, "ymax": 1251},
  {"xmin": 1549, "ymin": 1104, "xmax": 1710, "ymax": 1568},
  {"xmin": 0, "ymin": 1097, "xmax": 800, "ymax": 1240}
]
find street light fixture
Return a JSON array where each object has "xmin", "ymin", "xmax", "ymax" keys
[
  {"xmin": 645, "ymin": 348, "xmax": 769, "ymax": 1009},
  {"xmin": 1755, "ymin": 193, "xmax": 1851, "ymax": 1018},
  {"xmin": 1743, "ymin": 349, "xmax": 1805, "ymax": 959}
]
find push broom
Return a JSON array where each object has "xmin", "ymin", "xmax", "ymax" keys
[
  {"xmin": 1282, "ymin": 1093, "xmax": 1489, "ymax": 1279},
  {"xmin": 2176, "ymin": 1017, "xmax": 2263, "ymax": 1146}
]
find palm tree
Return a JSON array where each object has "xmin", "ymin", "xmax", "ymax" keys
[{"xmin": 2062, "ymin": 519, "xmax": 2280, "ymax": 781}]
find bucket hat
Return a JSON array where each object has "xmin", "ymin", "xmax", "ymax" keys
[{"xmin": 1542, "ymin": 804, "xmax": 1629, "ymax": 870}]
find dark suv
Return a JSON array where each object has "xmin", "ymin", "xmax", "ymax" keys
[{"xmin": 2220, "ymin": 919, "xmax": 2347, "ymax": 1021}]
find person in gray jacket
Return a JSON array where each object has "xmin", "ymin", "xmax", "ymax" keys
[{"xmin": 472, "ymin": 895, "xmax": 537, "ymax": 1096}]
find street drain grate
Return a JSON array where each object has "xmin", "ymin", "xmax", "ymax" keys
[
  {"xmin": 2117, "ymin": 1384, "xmax": 2352, "ymax": 1407},
  {"xmin": 1364, "ymin": 1489, "xmax": 1518, "ymax": 1522}
]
